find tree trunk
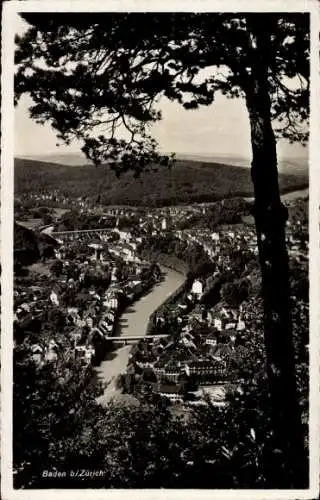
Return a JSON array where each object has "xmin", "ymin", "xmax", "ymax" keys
[{"xmin": 244, "ymin": 22, "xmax": 307, "ymax": 487}]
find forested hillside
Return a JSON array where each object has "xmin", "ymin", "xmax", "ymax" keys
[{"xmin": 15, "ymin": 158, "xmax": 308, "ymax": 207}]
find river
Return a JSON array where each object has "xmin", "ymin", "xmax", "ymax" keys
[
  {"xmin": 244, "ymin": 187, "xmax": 309, "ymax": 203},
  {"xmin": 96, "ymin": 267, "xmax": 185, "ymax": 405}
]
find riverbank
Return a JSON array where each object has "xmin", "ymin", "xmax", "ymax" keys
[{"xmin": 96, "ymin": 266, "xmax": 186, "ymax": 405}]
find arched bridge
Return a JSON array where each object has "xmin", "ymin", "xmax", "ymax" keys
[{"xmin": 50, "ymin": 228, "xmax": 112, "ymax": 243}]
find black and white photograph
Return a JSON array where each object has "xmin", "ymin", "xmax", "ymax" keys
[{"xmin": 1, "ymin": 1, "xmax": 319, "ymax": 498}]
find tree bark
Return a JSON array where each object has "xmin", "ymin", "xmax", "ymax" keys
[{"xmin": 244, "ymin": 20, "xmax": 307, "ymax": 488}]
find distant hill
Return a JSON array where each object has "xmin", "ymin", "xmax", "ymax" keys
[
  {"xmin": 19, "ymin": 151, "xmax": 309, "ymax": 177},
  {"xmin": 175, "ymin": 153, "xmax": 308, "ymax": 178},
  {"xmin": 14, "ymin": 157, "xmax": 308, "ymax": 207},
  {"xmin": 277, "ymin": 158, "xmax": 309, "ymax": 177},
  {"xmin": 20, "ymin": 153, "xmax": 93, "ymax": 167}
]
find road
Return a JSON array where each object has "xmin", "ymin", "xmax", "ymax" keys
[{"xmin": 96, "ymin": 267, "xmax": 185, "ymax": 405}]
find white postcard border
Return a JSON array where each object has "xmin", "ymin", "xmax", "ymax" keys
[{"xmin": 1, "ymin": 1, "xmax": 319, "ymax": 499}]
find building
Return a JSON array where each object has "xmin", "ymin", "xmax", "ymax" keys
[
  {"xmin": 213, "ymin": 317, "xmax": 223, "ymax": 331},
  {"xmin": 75, "ymin": 345, "xmax": 95, "ymax": 365},
  {"xmin": 121, "ymin": 243, "xmax": 135, "ymax": 262},
  {"xmin": 191, "ymin": 279, "xmax": 203, "ymax": 300},
  {"xmin": 49, "ymin": 289, "xmax": 59, "ymax": 306},
  {"xmin": 88, "ymin": 240, "xmax": 103, "ymax": 261},
  {"xmin": 151, "ymin": 381, "xmax": 187, "ymax": 402},
  {"xmin": 103, "ymin": 292, "xmax": 118, "ymax": 311},
  {"xmin": 205, "ymin": 333, "xmax": 218, "ymax": 346},
  {"xmin": 211, "ymin": 232, "xmax": 220, "ymax": 242},
  {"xmin": 154, "ymin": 361, "xmax": 184, "ymax": 383},
  {"xmin": 184, "ymin": 358, "xmax": 227, "ymax": 384}
]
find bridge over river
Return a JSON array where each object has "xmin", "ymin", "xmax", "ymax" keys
[{"xmin": 96, "ymin": 267, "xmax": 185, "ymax": 405}]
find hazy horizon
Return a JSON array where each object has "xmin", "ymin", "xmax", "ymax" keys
[
  {"xmin": 16, "ymin": 150, "xmax": 308, "ymax": 163},
  {"xmin": 15, "ymin": 93, "xmax": 308, "ymax": 164},
  {"xmin": 14, "ymin": 13, "xmax": 308, "ymax": 169}
]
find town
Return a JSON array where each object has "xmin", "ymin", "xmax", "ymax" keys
[{"xmin": 14, "ymin": 190, "xmax": 308, "ymax": 411}]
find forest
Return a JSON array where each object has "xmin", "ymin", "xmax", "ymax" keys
[{"xmin": 14, "ymin": 157, "xmax": 308, "ymax": 207}]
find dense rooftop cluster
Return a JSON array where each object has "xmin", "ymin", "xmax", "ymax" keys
[{"xmin": 14, "ymin": 194, "xmax": 308, "ymax": 405}]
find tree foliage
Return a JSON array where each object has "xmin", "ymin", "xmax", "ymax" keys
[
  {"xmin": 15, "ymin": 344, "xmax": 308, "ymax": 489},
  {"xmin": 15, "ymin": 13, "xmax": 309, "ymax": 172},
  {"xmin": 13, "ymin": 351, "xmax": 104, "ymax": 488}
]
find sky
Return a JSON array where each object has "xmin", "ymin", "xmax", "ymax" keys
[
  {"xmin": 15, "ymin": 94, "xmax": 307, "ymax": 160},
  {"xmin": 14, "ymin": 14, "xmax": 308, "ymax": 162}
]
